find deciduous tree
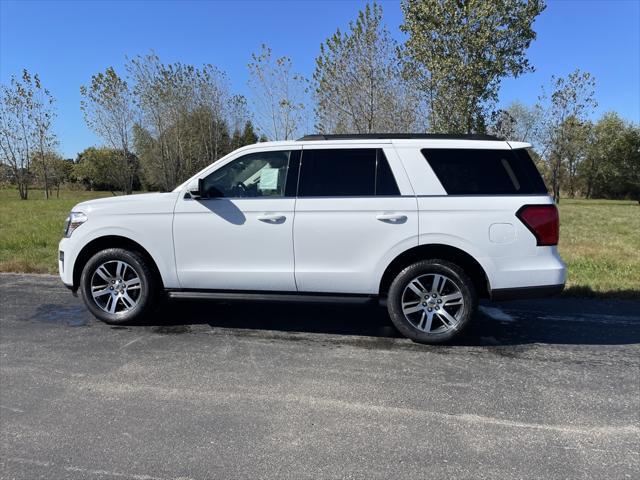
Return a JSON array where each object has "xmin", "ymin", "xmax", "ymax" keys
[
  {"xmin": 582, "ymin": 113, "xmax": 640, "ymax": 201},
  {"xmin": 489, "ymin": 101, "xmax": 542, "ymax": 142},
  {"xmin": 314, "ymin": 2, "xmax": 420, "ymax": 134},
  {"xmin": 0, "ymin": 69, "xmax": 57, "ymax": 199},
  {"xmin": 74, "ymin": 146, "xmax": 139, "ymax": 192},
  {"xmin": 537, "ymin": 69, "xmax": 597, "ymax": 201},
  {"xmin": 128, "ymin": 53, "xmax": 236, "ymax": 190},
  {"xmin": 248, "ymin": 44, "xmax": 308, "ymax": 140},
  {"xmin": 81, "ymin": 67, "xmax": 137, "ymax": 194},
  {"xmin": 401, "ymin": 0, "xmax": 545, "ymax": 133}
]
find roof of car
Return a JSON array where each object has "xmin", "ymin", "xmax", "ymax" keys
[
  {"xmin": 240, "ymin": 135, "xmax": 531, "ymax": 150},
  {"xmin": 297, "ymin": 134, "xmax": 500, "ymax": 141}
]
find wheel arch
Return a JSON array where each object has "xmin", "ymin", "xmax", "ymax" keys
[
  {"xmin": 379, "ymin": 244, "xmax": 490, "ymax": 299},
  {"xmin": 72, "ymin": 235, "xmax": 164, "ymax": 291}
]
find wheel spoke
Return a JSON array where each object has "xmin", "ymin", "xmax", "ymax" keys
[
  {"xmin": 436, "ymin": 309, "xmax": 458, "ymax": 329},
  {"xmin": 417, "ymin": 311, "xmax": 426, "ymax": 330},
  {"xmin": 431, "ymin": 275, "xmax": 446, "ymax": 294},
  {"xmin": 106, "ymin": 295, "xmax": 118, "ymax": 314},
  {"xmin": 115, "ymin": 261, "xmax": 126, "ymax": 278},
  {"xmin": 407, "ymin": 279, "xmax": 427, "ymax": 296},
  {"xmin": 95, "ymin": 265, "xmax": 111, "ymax": 282},
  {"xmin": 121, "ymin": 293, "xmax": 136, "ymax": 309},
  {"xmin": 424, "ymin": 312, "xmax": 434, "ymax": 332},
  {"xmin": 125, "ymin": 277, "xmax": 140, "ymax": 289},
  {"xmin": 417, "ymin": 311, "xmax": 434, "ymax": 332},
  {"xmin": 402, "ymin": 301, "xmax": 422, "ymax": 315},
  {"xmin": 441, "ymin": 292, "xmax": 463, "ymax": 306},
  {"xmin": 92, "ymin": 287, "xmax": 111, "ymax": 298}
]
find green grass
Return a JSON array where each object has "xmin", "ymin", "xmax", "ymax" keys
[
  {"xmin": 0, "ymin": 189, "xmax": 114, "ymax": 273},
  {"xmin": 557, "ymin": 198, "xmax": 640, "ymax": 299},
  {"xmin": 1, "ymin": 189, "xmax": 639, "ymax": 298}
]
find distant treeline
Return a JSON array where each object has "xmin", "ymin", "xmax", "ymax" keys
[{"xmin": 1, "ymin": 1, "xmax": 638, "ymax": 200}]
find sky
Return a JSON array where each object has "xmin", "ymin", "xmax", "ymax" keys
[{"xmin": 1, "ymin": 0, "xmax": 639, "ymax": 159}]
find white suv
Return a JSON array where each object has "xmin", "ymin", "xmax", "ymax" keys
[{"xmin": 59, "ymin": 134, "xmax": 566, "ymax": 343}]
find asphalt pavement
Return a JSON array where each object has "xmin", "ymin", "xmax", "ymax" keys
[{"xmin": 1, "ymin": 273, "xmax": 639, "ymax": 479}]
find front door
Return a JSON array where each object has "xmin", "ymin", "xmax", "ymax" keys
[{"xmin": 173, "ymin": 149, "xmax": 300, "ymax": 291}]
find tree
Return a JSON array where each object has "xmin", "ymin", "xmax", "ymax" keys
[
  {"xmin": 0, "ymin": 70, "xmax": 57, "ymax": 199},
  {"xmin": 314, "ymin": 2, "xmax": 421, "ymax": 134},
  {"xmin": 401, "ymin": 0, "xmax": 545, "ymax": 133},
  {"xmin": 248, "ymin": 44, "xmax": 308, "ymax": 140},
  {"xmin": 228, "ymin": 95, "xmax": 251, "ymax": 134},
  {"xmin": 81, "ymin": 67, "xmax": 137, "ymax": 194},
  {"xmin": 489, "ymin": 101, "xmax": 542, "ymax": 142},
  {"xmin": 537, "ymin": 69, "xmax": 597, "ymax": 201},
  {"xmin": 32, "ymin": 152, "xmax": 72, "ymax": 197},
  {"xmin": 31, "ymin": 73, "xmax": 58, "ymax": 199},
  {"xmin": 582, "ymin": 113, "xmax": 640, "ymax": 201},
  {"xmin": 560, "ymin": 116, "xmax": 591, "ymax": 198},
  {"xmin": 74, "ymin": 146, "xmax": 139, "ymax": 192},
  {"xmin": 128, "ymin": 53, "xmax": 236, "ymax": 190},
  {"xmin": 231, "ymin": 120, "xmax": 259, "ymax": 151}
]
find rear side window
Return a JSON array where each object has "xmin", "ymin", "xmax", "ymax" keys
[
  {"xmin": 421, "ymin": 148, "xmax": 548, "ymax": 195},
  {"xmin": 298, "ymin": 148, "xmax": 400, "ymax": 197}
]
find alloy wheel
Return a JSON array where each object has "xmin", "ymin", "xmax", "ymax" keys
[
  {"xmin": 90, "ymin": 260, "xmax": 142, "ymax": 314},
  {"xmin": 400, "ymin": 273, "xmax": 465, "ymax": 333}
]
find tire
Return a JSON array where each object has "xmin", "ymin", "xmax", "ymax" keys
[
  {"xmin": 80, "ymin": 248, "xmax": 157, "ymax": 325},
  {"xmin": 387, "ymin": 259, "xmax": 477, "ymax": 344}
]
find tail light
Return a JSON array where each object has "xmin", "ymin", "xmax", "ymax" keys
[{"xmin": 516, "ymin": 205, "xmax": 559, "ymax": 246}]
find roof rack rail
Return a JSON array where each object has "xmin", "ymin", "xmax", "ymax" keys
[{"xmin": 297, "ymin": 133, "xmax": 500, "ymax": 141}]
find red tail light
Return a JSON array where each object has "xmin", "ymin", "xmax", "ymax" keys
[{"xmin": 516, "ymin": 205, "xmax": 559, "ymax": 246}]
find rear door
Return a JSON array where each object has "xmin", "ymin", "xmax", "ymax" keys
[{"xmin": 293, "ymin": 145, "xmax": 418, "ymax": 294}]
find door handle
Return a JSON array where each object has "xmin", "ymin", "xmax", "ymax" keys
[
  {"xmin": 376, "ymin": 213, "xmax": 407, "ymax": 224},
  {"xmin": 257, "ymin": 214, "xmax": 286, "ymax": 224}
]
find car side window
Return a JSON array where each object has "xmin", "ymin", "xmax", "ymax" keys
[
  {"xmin": 297, "ymin": 148, "xmax": 399, "ymax": 197},
  {"xmin": 201, "ymin": 151, "xmax": 292, "ymax": 198},
  {"xmin": 421, "ymin": 148, "xmax": 548, "ymax": 195}
]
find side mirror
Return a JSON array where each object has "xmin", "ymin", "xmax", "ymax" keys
[{"xmin": 186, "ymin": 179, "xmax": 204, "ymax": 199}]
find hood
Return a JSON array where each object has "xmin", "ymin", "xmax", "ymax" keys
[{"xmin": 73, "ymin": 192, "xmax": 179, "ymax": 215}]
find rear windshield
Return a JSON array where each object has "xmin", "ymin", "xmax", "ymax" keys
[{"xmin": 421, "ymin": 148, "xmax": 548, "ymax": 195}]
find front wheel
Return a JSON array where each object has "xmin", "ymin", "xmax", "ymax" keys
[
  {"xmin": 80, "ymin": 248, "xmax": 157, "ymax": 324},
  {"xmin": 387, "ymin": 259, "xmax": 477, "ymax": 344}
]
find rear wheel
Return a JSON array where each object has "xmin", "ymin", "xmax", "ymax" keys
[
  {"xmin": 80, "ymin": 248, "xmax": 157, "ymax": 324},
  {"xmin": 387, "ymin": 259, "xmax": 477, "ymax": 343}
]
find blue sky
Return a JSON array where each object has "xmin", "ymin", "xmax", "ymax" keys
[{"xmin": 1, "ymin": 0, "xmax": 638, "ymax": 158}]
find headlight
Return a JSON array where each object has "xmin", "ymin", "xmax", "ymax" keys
[{"xmin": 64, "ymin": 211, "xmax": 88, "ymax": 237}]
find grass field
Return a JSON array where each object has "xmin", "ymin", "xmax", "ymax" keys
[
  {"xmin": 0, "ymin": 189, "xmax": 113, "ymax": 273},
  {"xmin": 1, "ymin": 188, "xmax": 639, "ymax": 298}
]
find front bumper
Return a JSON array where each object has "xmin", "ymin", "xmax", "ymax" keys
[{"xmin": 58, "ymin": 237, "xmax": 75, "ymax": 288}]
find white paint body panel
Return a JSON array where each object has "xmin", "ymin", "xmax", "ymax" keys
[
  {"xmin": 60, "ymin": 138, "xmax": 566, "ymax": 297},
  {"xmin": 58, "ymin": 192, "xmax": 180, "ymax": 288},
  {"xmin": 173, "ymin": 197, "xmax": 296, "ymax": 290},
  {"xmin": 293, "ymin": 197, "xmax": 418, "ymax": 293},
  {"xmin": 414, "ymin": 196, "xmax": 565, "ymax": 290}
]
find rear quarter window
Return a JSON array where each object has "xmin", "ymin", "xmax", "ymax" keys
[{"xmin": 421, "ymin": 148, "xmax": 548, "ymax": 195}]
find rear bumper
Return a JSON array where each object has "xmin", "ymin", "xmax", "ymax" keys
[{"xmin": 490, "ymin": 283, "xmax": 565, "ymax": 301}]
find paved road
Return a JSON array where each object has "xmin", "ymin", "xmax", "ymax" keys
[{"xmin": 1, "ymin": 273, "xmax": 638, "ymax": 479}]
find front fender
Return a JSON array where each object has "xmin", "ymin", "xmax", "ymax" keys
[{"xmin": 65, "ymin": 220, "xmax": 179, "ymax": 289}]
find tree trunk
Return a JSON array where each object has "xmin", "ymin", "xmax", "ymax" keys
[{"xmin": 18, "ymin": 180, "xmax": 28, "ymax": 200}]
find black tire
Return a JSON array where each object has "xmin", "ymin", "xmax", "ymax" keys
[
  {"xmin": 387, "ymin": 259, "xmax": 477, "ymax": 344},
  {"xmin": 80, "ymin": 248, "xmax": 157, "ymax": 325}
]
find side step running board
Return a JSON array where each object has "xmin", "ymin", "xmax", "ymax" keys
[{"xmin": 166, "ymin": 290, "xmax": 377, "ymax": 305}]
